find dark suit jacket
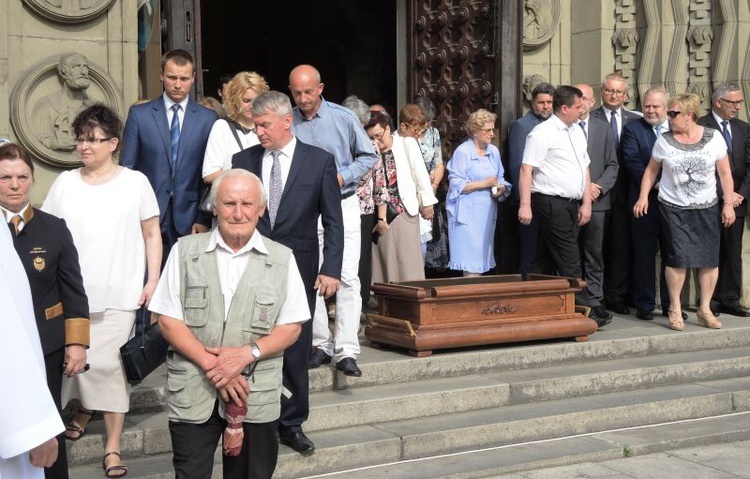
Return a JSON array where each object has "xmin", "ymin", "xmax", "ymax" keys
[
  {"xmin": 697, "ymin": 113, "xmax": 750, "ymax": 216},
  {"xmin": 584, "ymin": 116, "xmax": 619, "ymax": 211},
  {"xmin": 620, "ymin": 117, "xmax": 661, "ymax": 208},
  {"xmin": 507, "ymin": 112, "xmax": 543, "ymax": 203},
  {"xmin": 591, "ymin": 106, "xmax": 640, "ymax": 206},
  {"xmin": 11, "ymin": 208, "xmax": 89, "ymax": 356},
  {"xmin": 120, "ymin": 96, "xmax": 218, "ymax": 235},
  {"xmin": 232, "ymin": 140, "xmax": 344, "ymax": 309}
]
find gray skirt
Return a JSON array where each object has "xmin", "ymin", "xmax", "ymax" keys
[
  {"xmin": 658, "ymin": 201, "xmax": 720, "ymax": 268},
  {"xmin": 371, "ymin": 211, "xmax": 425, "ymax": 284}
]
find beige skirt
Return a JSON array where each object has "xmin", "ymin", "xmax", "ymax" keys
[
  {"xmin": 371, "ymin": 212, "xmax": 426, "ymax": 284},
  {"xmin": 62, "ymin": 308, "xmax": 135, "ymax": 413}
]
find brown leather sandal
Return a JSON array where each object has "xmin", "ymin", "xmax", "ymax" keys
[
  {"xmin": 103, "ymin": 451, "xmax": 128, "ymax": 478},
  {"xmin": 64, "ymin": 408, "xmax": 95, "ymax": 441}
]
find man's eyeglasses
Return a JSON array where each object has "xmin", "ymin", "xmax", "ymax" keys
[
  {"xmin": 666, "ymin": 110, "xmax": 682, "ymax": 119},
  {"xmin": 603, "ymin": 88, "xmax": 627, "ymax": 96},
  {"xmin": 719, "ymin": 98, "xmax": 745, "ymax": 107},
  {"xmin": 75, "ymin": 137, "xmax": 113, "ymax": 145}
]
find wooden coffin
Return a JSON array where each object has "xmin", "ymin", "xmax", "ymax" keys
[{"xmin": 365, "ymin": 274, "xmax": 598, "ymax": 356}]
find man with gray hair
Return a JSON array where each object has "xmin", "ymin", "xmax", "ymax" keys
[
  {"xmin": 232, "ymin": 90, "xmax": 344, "ymax": 456},
  {"xmin": 150, "ymin": 168, "xmax": 310, "ymax": 478},
  {"xmin": 698, "ymin": 82, "xmax": 750, "ymax": 317}
]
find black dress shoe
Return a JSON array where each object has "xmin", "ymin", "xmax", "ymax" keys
[
  {"xmin": 636, "ymin": 309, "xmax": 654, "ymax": 320},
  {"xmin": 335, "ymin": 357, "xmax": 362, "ymax": 377},
  {"xmin": 720, "ymin": 305, "xmax": 750, "ymax": 317},
  {"xmin": 590, "ymin": 306, "xmax": 613, "ymax": 321},
  {"xmin": 608, "ymin": 302, "xmax": 630, "ymax": 315},
  {"xmin": 279, "ymin": 429, "xmax": 315, "ymax": 456},
  {"xmin": 307, "ymin": 348, "xmax": 332, "ymax": 369},
  {"xmin": 661, "ymin": 310, "xmax": 688, "ymax": 320}
]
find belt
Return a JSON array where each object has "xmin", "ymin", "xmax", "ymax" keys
[
  {"xmin": 341, "ymin": 191, "xmax": 355, "ymax": 200},
  {"xmin": 532, "ymin": 192, "xmax": 581, "ymax": 203}
]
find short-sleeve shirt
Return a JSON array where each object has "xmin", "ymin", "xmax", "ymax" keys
[
  {"xmin": 652, "ymin": 128, "xmax": 727, "ymax": 208},
  {"xmin": 149, "ymin": 229, "xmax": 309, "ymax": 325},
  {"xmin": 522, "ymin": 115, "xmax": 591, "ymax": 199}
]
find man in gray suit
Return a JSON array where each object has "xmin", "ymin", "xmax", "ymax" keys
[
  {"xmin": 575, "ymin": 84, "xmax": 618, "ymax": 325},
  {"xmin": 590, "ymin": 73, "xmax": 640, "ymax": 315}
]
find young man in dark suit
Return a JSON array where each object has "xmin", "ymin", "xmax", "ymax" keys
[
  {"xmin": 120, "ymin": 49, "xmax": 217, "ymax": 260},
  {"xmin": 698, "ymin": 82, "xmax": 750, "ymax": 317},
  {"xmin": 232, "ymin": 91, "xmax": 344, "ymax": 456}
]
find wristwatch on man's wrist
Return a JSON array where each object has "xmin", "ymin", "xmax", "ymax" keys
[{"xmin": 250, "ymin": 343, "xmax": 262, "ymax": 361}]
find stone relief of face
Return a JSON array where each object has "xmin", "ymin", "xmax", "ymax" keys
[{"xmin": 60, "ymin": 54, "xmax": 91, "ymax": 91}]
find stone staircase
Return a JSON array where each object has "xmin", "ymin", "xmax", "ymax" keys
[{"xmin": 68, "ymin": 313, "xmax": 750, "ymax": 478}]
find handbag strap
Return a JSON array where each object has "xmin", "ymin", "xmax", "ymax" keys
[{"xmin": 226, "ymin": 119, "xmax": 246, "ymax": 151}]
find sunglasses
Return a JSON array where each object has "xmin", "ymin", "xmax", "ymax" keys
[{"xmin": 666, "ymin": 110, "xmax": 682, "ymax": 119}]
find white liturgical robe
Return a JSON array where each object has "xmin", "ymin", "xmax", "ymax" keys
[{"xmin": 0, "ymin": 223, "xmax": 64, "ymax": 479}]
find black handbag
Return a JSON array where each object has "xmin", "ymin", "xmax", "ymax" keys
[{"xmin": 120, "ymin": 307, "xmax": 169, "ymax": 385}]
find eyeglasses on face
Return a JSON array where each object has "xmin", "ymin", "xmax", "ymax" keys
[
  {"xmin": 603, "ymin": 88, "xmax": 627, "ymax": 96},
  {"xmin": 719, "ymin": 98, "xmax": 745, "ymax": 107},
  {"xmin": 404, "ymin": 123, "xmax": 427, "ymax": 134},
  {"xmin": 369, "ymin": 130, "xmax": 387, "ymax": 141},
  {"xmin": 75, "ymin": 137, "xmax": 113, "ymax": 145},
  {"xmin": 666, "ymin": 110, "xmax": 682, "ymax": 119}
]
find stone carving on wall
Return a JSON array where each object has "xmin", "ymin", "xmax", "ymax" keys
[
  {"xmin": 21, "ymin": 0, "xmax": 115, "ymax": 24},
  {"xmin": 10, "ymin": 54, "xmax": 121, "ymax": 168},
  {"xmin": 686, "ymin": 0, "xmax": 713, "ymax": 110},
  {"xmin": 612, "ymin": 0, "xmax": 639, "ymax": 105},
  {"xmin": 522, "ymin": 0, "xmax": 559, "ymax": 50},
  {"xmin": 522, "ymin": 74, "xmax": 546, "ymax": 110}
]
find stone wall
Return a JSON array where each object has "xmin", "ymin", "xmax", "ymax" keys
[{"xmin": 0, "ymin": 0, "xmax": 138, "ymax": 205}]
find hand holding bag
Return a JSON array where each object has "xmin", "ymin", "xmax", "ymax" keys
[{"xmin": 120, "ymin": 306, "xmax": 169, "ymax": 385}]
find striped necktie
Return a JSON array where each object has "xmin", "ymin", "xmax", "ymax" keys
[{"xmin": 721, "ymin": 120, "xmax": 733, "ymax": 155}]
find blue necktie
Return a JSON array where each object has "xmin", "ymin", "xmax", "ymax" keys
[
  {"xmin": 170, "ymin": 104, "xmax": 181, "ymax": 168},
  {"xmin": 579, "ymin": 120, "xmax": 587, "ymax": 140},
  {"xmin": 610, "ymin": 111, "xmax": 619, "ymax": 144},
  {"xmin": 655, "ymin": 125, "xmax": 662, "ymax": 138},
  {"xmin": 268, "ymin": 150, "xmax": 282, "ymax": 228},
  {"xmin": 721, "ymin": 120, "xmax": 733, "ymax": 155}
]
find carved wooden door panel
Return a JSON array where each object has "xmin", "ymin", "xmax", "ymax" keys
[{"xmin": 409, "ymin": 0, "xmax": 497, "ymax": 159}]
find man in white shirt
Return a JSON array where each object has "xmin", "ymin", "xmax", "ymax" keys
[
  {"xmin": 150, "ymin": 169, "xmax": 309, "ymax": 478},
  {"xmin": 518, "ymin": 85, "xmax": 592, "ymax": 303}
]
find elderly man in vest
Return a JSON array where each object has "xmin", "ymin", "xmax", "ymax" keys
[{"xmin": 150, "ymin": 168, "xmax": 309, "ymax": 479}]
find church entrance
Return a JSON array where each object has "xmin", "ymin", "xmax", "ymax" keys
[{"xmin": 198, "ymin": 1, "xmax": 398, "ymax": 110}]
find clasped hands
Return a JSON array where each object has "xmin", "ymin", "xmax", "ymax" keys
[{"xmin": 203, "ymin": 346, "xmax": 252, "ymax": 407}]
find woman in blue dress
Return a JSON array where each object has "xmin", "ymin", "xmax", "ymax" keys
[{"xmin": 447, "ymin": 109, "xmax": 511, "ymax": 276}]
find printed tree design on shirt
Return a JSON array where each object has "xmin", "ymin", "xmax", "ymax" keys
[{"xmin": 673, "ymin": 154, "xmax": 709, "ymax": 197}]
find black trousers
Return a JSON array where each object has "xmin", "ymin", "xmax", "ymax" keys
[
  {"xmin": 713, "ymin": 214, "xmax": 745, "ymax": 307},
  {"xmin": 604, "ymin": 202, "xmax": 632, "ymax": 306},
  {"xmin": 530, "ymin": 194, "xmax": 583, "ymax": 303},
  {"xmin": 44, "ymin": 347, "xmax": 68, "ymax": 479},
  {"xmin": 169, "ymin": 402, "xmax": 279, "ymax": 479},
  {"xmin": 630, "ymin": 204, "xmax": 669, "ymax": 311},
  {"xmin": 359, "ymin": 213, "xmax": 375, "ymax": 307}
]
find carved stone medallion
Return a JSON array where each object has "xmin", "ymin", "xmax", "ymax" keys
[
  {"xmin": 522, "ymin": 0, "xmax": 560, "ymax": 50},
  {"xmin": 21, "ymin": 0, "xmax": 115, "ymax": 24},
  {"xmin": 10, "ymin": 54, "xmax": 122, "ymax": 168}
]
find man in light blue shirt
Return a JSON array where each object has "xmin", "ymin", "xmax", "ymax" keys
[{"xmin": 288, "ymin": 65, "xmax": 377, "ymax": 382}]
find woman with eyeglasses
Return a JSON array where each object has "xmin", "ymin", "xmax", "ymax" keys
[
  {"xmin": 446, "ymin": 109, "xmax": 511, "ymax": 276},
  {"xmin": 634, "ymin": 93, "xmax": 735, "ymax": 332},
  {"xmin": 42, "ymin": 104, "xmax": 161, "ymax": 477},
  {"xmin": 366, "ymin": 107, "xmax": 438, "ymax": 283}
]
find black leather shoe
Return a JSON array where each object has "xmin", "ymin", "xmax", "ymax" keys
[
  {"xmin": 590, "ymin": 306, "xmax": 613, "ymax": 321},
  {"xmin": 307, "ymin": 348, "xmax": 332, "ymax": 369},
  {"xmin": 335, "ymin": 357, "xmax": 362, "ymax": 377},
  {"xmin": 710, "ymin": 301, "xmax": 722, "ymax": 317},
  {"xmin": 720, "ymin": 305, "xmax": 750, "ymax": 317},
  {"xmin": 608, "ymin": 302, "xmax": 630, "ymax": 315},
  {"xmin": 279, "ymin": 429, "xmax": 315, "ymax": 456},
  {"xmin": 636, "ymin": 309, "xmax": 654, "ymax": 320},
  {"xmin": 661, "ymin": 310, "xmax": 688, "ymax": 320}
]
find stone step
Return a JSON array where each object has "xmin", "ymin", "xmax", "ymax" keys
[
  {"xmin": 66, "ymin": 344, "xmax": 750, "ymax": 466},
  {"xmin": 68, "ymin": 378, "xmax": 750, "ymax": 478}
]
